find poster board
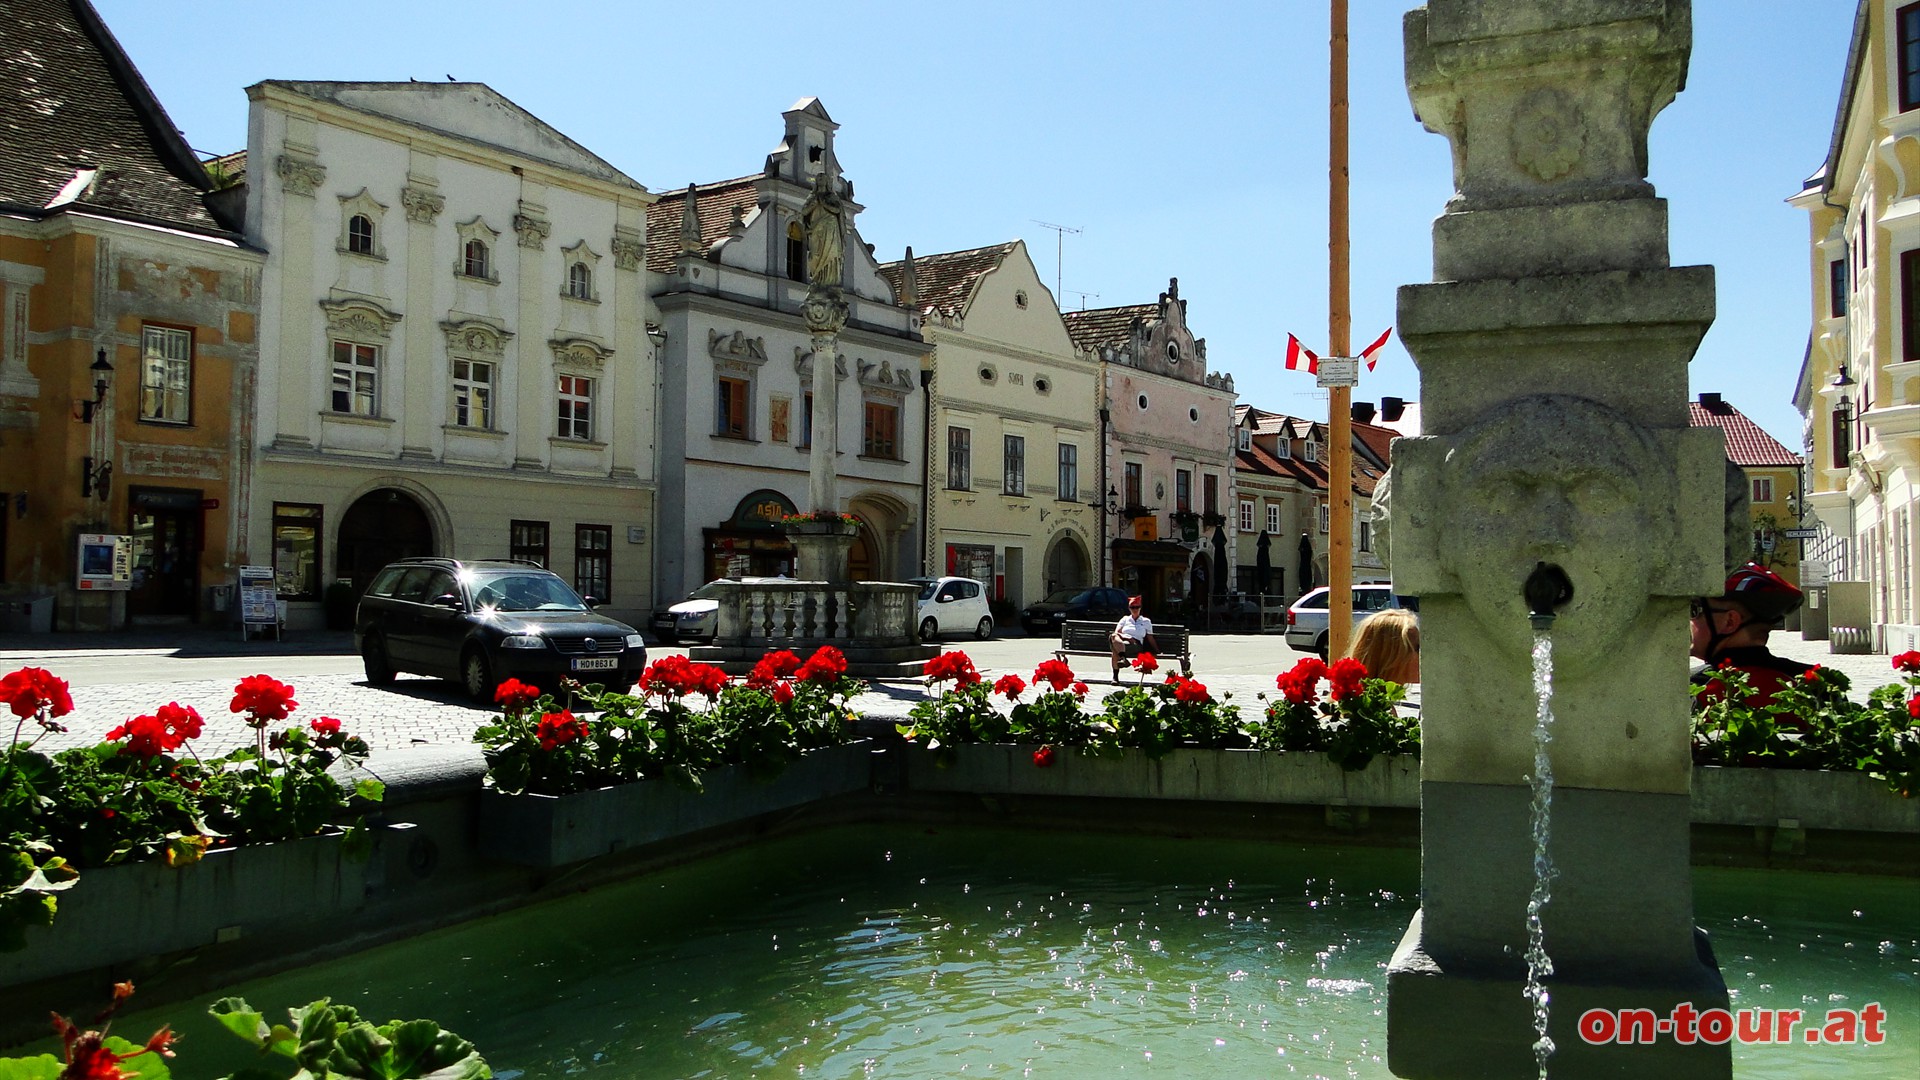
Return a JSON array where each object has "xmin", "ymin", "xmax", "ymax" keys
[
  {"xmin": 75, "ymin": 534, "xmax": 132, "ymax": 591},
  {"xmin": 238, "ymin": 565, "xmax": 279, "ymax": 639}
]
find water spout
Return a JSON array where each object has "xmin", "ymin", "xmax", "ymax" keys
[{"xmin": 1523, "ymin": 562, "xmax": 1574, "ymax": 631}]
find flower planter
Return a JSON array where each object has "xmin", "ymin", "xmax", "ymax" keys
[
  {"xmin": 476, "ymin": 742, "xmax": 876, "ymax": 868},
  {"xmin": 0, "ymin": 831, "xmax": 363, "ymax": 988},
  {"xmin": 1691, "ymin": 765, "xmax": 1920, "ymax": 833},
  {"xmin": 904, "ymin": 745, "xmax": 1420, "ymax": 808}
]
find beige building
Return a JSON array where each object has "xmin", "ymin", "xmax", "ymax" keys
[
  {"xmin": 878, "ymin": 241, "xmax": 1098, "ymax": 608},
  {"xmin": 1688, "ymin": 393, "xmax": 1804, "ymax": 586},
  {"xmin": 240, "ymin": 82, "xmax": 659, "ymax": 629},
  {"xmin": 1230, "ymin": 404, "xmax": 1392, "ymax": 607},
  {"xmin": 1792, "ymin": 0, "xmax": 1920, "ymax": 649}
]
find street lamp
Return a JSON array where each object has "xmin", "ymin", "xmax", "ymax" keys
[
  {"xmin": 72, "ymin": 349, "xmax": 113, "ymax": 424},
  {"xmin": 1087, "ymin": 486, "xmax": 1124, "ymax": 517}
]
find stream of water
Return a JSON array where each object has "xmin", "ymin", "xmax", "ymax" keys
[{"xmin": 1526, "ymin": 629, "xmax": 1557, "ymax": 1077}]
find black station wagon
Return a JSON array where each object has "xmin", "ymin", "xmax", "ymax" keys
[{"xmin": 355, "ymin": 557, "xmax": 647, "ymax": 701}]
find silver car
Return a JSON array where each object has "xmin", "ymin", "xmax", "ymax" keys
[{"xmin": 1284, "ymin": 584, "xmax": 1414, "ymax": 658}]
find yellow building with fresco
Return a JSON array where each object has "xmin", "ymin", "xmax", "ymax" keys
[
  {"xmin": 0, "ymin": 1, "xmax": 262, "ymax": 631},
  {"xmin": 1792, "ymin": 0, "xmax": 1920, "ymax": 649}
]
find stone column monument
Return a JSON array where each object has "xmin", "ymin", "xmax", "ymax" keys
[
  {"xmin": 1382, "ymin": 2, "xmax": 1732, "ymax": 1076},
  {"xmin": 793, "ymin": 173, "xmax": 857, "ymax": 583}
]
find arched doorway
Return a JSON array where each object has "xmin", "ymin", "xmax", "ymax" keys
[
  {"xmin": 337, "ymin": 488, "xmax": 434, "ymax": 594},
  {"xmin": 848, "ymin": 529, "xmax": 873, "ymax": 581},
  {"xmin": 1043, "ymin": 534, "xmax": 1091, "ymax": 594}
]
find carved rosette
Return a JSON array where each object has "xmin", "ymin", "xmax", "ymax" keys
[
  {"xmin": 1510, "ymin": 87, "xmax": 1585, "ymax": 183},
  {"xmin": 440, "ymin": 319, "xmax": 513, "ymax": 357},
  {"xmin": 320, "ymin": 297, "xmax": 402, "ymax": 341},
  {"xmin": 514, "ymin": 214, "xmax": 551, "ymax": 250},
  {"xmin": 401, "ymin": 186, "xmax": 445, "ymax": 225},
  {"xmin": 275, "ymin": 155, "xmax": 326, "ymax": 198},
  {"xmin": 611, "ymin": 230, "xmax": 644, "ymax": 272}
]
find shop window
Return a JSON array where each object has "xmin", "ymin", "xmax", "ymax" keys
[
  {"xmin": 575, "ymin": 524, "xmax": 611, "ymax": 602},
  {"xmin": 272, "ymin": 503, "xmax": 322, "ymax": 600},
  {"xmin": 510, "ymin": 519, "xmax": 549, "ymax": 568}
]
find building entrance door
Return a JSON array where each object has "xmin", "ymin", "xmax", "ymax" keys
[
  {"xmin": 128, "ymin": 487, "xmax": 203, "ymax": 623},
  {"xmin": 337, "ymin": 489, "xmax": 433, "ymax": 594}
]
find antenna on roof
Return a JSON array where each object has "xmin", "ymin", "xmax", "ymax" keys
[
  {"xmin": 1031, "ymin": 220, "xmax": 1081, "ymax": 304},
  {"xmin": 1066, "ymin": 290, "xmax": 1100, "ymax": 311}
]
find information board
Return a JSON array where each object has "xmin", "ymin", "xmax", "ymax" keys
[
  {"xmin": 237, "ymin": 565, "xmax": 279, "ymax": 635},
  {"xmin": 75, "ymin": 534, "xmax": 132, "ymax": 591},
  {"xmin": 1315, "ymin": 358, "xmax": 1359, "ymax": 388}
]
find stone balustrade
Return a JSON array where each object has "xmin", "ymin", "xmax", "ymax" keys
[{"xmin": 690, "ymin": 579, "xmax": 935, "ymax": 676}]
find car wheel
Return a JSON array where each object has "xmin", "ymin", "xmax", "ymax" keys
[
  {"xmin": 361, "ymin": 635, "xmax": 395, "ymax": 686},
  {"xmin": 920, "ymin": 617, "xmax": 940, "ymax": 642},
  {"xmin": 461, "ymin": 648, "xmax": 495, "ymax": 703},
  {"xmin": 1315, "ymin": 632, "xmax": 1329, "ymax": 661},
  {"xmin": 975, "ymin": 615, "xmax": 994, "ymax": 640}
]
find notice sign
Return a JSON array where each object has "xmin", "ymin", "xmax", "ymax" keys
[
  {"xmin": 1316, "ymin": 358, "xmax": 1359, "ymax": 388},
  {"xmin": 75, "ymin": 534, "xmax": 132, "ymax": 591},
  {"xmin": 237, "ymin": 565, "xmax": 278, "ymax": 628}
]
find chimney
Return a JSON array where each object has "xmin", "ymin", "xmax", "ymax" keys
[
  {"xmin": 1699, "ymin": 392, "xmax": 1722, "ymax": 410},
  {"xmin": 1351, "ymin": 401, "xmax": 1377, "ymax": 424},
  {"xmin": 1380, "ymin": 396, "xmax": 1406, "ymax": 422}
]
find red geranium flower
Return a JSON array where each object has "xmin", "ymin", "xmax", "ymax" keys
[
  {"xmin": 993, "ymin": 673, "xmax": 1027, "ymax": 700},
  {"xmin": 0, "ymin": 666, "xmax": 73, "ymax": 721},
  {"xmin": 924, "ymin": 651, "xmax": 981, "ymax": 687},
  {"xmin": 640, "ymin": 655, "xmax": 712, "ymax": 698},
  {"xmin": 105, "ymin": 702, "xmax": 203, "ymax": 759},
  {"xmin": 1909, "ymin": 695, "xmax": 1920, "ymax": 719},
  {"xmin": 1032, "ymin": 658, "xmax": 1076, "ymax": 692},
  {"xmin": 1277, "ymin": 656, "xmax": 1329, "ymax": 705},
  {"xmin": 749, "ymin": 650, "xmax": 804, "ymax": 688},
  {"xmin": 229, "ymin": 674, "xmax": 297, "ymax": 727},
  {"xmin": 771, "ymin": 680, "xmax": 795, "ymax": 704},
  {"xmin": 1895, "ymin": 651, "xmax": 1920, "ymax": 673},
  {"xmin": 1071, "ymin": 681, "xmax": 1089, "ymax": 697},
  {"xmin": 1329, "ymin": 657, "xmax": 1368, "ymax": 701},
  {"xmin": 1168, "ymin": 675, "xmax": 1211, "ymax": 704},
  {"xmin": 310, "ymin": 716, "xmax": 341, "ymax": 736},
  {"xmin": 494, "ymin": 678, "xmax": 542, "ymax": 711},
  {"xmin": 536, "ymin": 709, "xmax": 589, "ymax": 750},
  {"xmin": 1033, "ymin": 744, "xmax": 1056, "ymax": 768},
  {"xmin": 1131, "ymin": 653, "xmax": 1159, "ymax": 674},
  {"xmin": 797, "ymin": 645, "xmax": 848, "ymax": 685}
]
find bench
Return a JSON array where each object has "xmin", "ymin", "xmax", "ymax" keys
[{"xmin": 1055, "ymin": 620, "xmax": 1193, "ymax": 679}]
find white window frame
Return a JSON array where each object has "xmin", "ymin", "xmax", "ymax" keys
[
  {"xmin": 451, "ymin": 358, "xmax": 494, "ymax": 429},
  {"xmin": 1266, "ymin": 502, "xmax": 1281, "ymax": 534},
  {"xmin": 1003, "ymin": 434, "xmax": 1026, "ymax": 496},
  {"xmin": 330, "ymin": 341, "xmax": 379, "ymax": 417},
  {"xmin": 1058, "ymin": 443, "xmax": 1078, "ymax": 502},
  {"xmin": 948, "ymin": 426, "xmax": 971, "ymax": 489},
  {"xmin": 1751, "ymin": 476, "xmax": 1774, "ymax": 504},
  {"xmin": 1239, "ymin": 500, "xmax": 1255, "ymax": 531},
  {"xmin": 557, "ymin": 373, "xmax": 594, "ymax": 441},
  {"xmin": 139, "ymin": 325, "xmax": 192, "ymax": 424},
  {"xmin": 1317, "ymin": 499, "xmax": 1330, "ymax": 533}
]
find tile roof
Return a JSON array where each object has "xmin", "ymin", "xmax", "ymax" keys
[
  {"xmin": 644, "ymin": 175, "xmax": 765, "ymax": 274},
  {"xmin": 876, "ymin": 242, "xmax": 1016, "ymax": 320},
  {"xmin": 1688, "ymin": 400, "xmax": 1802, "ymax": 467},
  {"xmin": 1061, "ymin": 303, "xmax": 1156, "ymax": 353},
  {"xmin": 1, "ymin": 0, "xmax": 227, "ymax": 233}
]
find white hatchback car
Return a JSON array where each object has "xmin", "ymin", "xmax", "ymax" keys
[
  {"xmin": 650, "ymin": 576, "xmax": 790, "ymax": 644},
  {"xmin": 908, "ymin": 576, "xmax": 994, "ymax": 642}
]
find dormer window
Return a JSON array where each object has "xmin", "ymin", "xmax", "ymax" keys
[
  {"xmin": 463, "ymin": 239, "xmax": 491, "ymax": 279},
  {"xmin": 1237, "ymin": 429, "xmax": 1251, "ymax": 451},
  {"xmin": 347, "ymin": 215, "xmax": 375, "ymax": 255},
  {"xmin": 1305, "ymin": 439, "xmax": 1319, "ymax": 464},
  {"xmin": 336, "ymin": 189, "xmax": 387, "ymax": 259}
]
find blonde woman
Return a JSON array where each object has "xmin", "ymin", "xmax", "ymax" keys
[{"xmin": 1348, "ymin": 608, "xmax": 1420, "ymax": 685}]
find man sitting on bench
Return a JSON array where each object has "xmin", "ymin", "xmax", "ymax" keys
[{"xmin": 1110, "ymin": 595, "xmax": 1158, "ymax": 680}]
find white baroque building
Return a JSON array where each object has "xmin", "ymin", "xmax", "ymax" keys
[
  {"xmin": 240, "ymin": 82, "xmax": 658, "ymax": 628},
  {"xmin": 645, "ymin": 99, "xmax": 925, "ymax": 601}
]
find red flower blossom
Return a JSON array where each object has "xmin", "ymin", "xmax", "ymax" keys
[
  {"xmin": 993, "ymin": 673, "xmax": 1027, "ymax": 700},
  {"xmin": 105, "ymin": 702, "xmax": 203, "ymax": 759},
  {"xmin": 1909, "ymin": 695, "xmax": 1920, "ymax": 719},
  {"xmin": 229, "ymin": 674, "xmax": 297, "ymax": 727},
  {"xmin": 1167, "ymin": 675, "xmax": 1211, "ymax": 704},
  {"xmin": 749, "ymin": 650, "xmax": 804, "ymax": 687},
  {"xmin": 1032, "ymin": 658, "xmax": 1076, "ymax": 692},
  {"xmin": 1329, "ymin": 657, "xmax": 1368, "ymax": 701},
  {"xmin": 50, "ymin": 994, "xmax": 174, "ymax": 1080},
  {"xmin": 924, "ymin": 651, "xmax": 980, "ymax": 686},
  {"xmin": 494, "ymin": 678, "xmax": 542, "ymax": 711},
  {"xmin": 796, "ymin": 645, "xmax": 849, "ymax": 685},
  {"xmin": 1033, "ymin": 744, "xmax": 1056, "ymax": 768},
  {"xmin": 1275, "ymin": 657, "xmax": 1327, "ymax": 705},
  {"xmin": 1071, "ymin": 681, "xmax": 1089, "ymax": 697},
  {"xmin": 1802, "ymin": 666, "xmax": 1822, "ymax": 683},
  {"xmin": 1131, "ymin": 653, "xmax": 1159, "ymax": 674},
  {"xmin": 310, "ymin": 716, "xmax": 341, "ymax": 736},
  {"xmin": 0, "ymin": 666, "xmax": 73, "ymax": 721},
  {"xmin": 1895, "ymin": 651, "xmax": 1920, "ymax": 673},
  {"xmin": 640, "ymin": 655, "xmax": 727, "ymax": 698},
  {"xmin": 535, "ymin": 709, "xmax": 590, "ymax": 750},
  {"xmin": 771, "ymin": 680, "xmax": 795, "ymax": 704}
]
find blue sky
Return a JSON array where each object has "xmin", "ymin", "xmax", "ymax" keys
[{"xmin": 94, "ymin": 0, "xmax": 1852, "ymax": 448}]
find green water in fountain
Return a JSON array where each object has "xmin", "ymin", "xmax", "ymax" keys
[{"xmin": 92, "ymin": 825, "xmax": 1917, "ymax": 1078}]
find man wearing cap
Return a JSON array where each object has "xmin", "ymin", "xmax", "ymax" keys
[
  {"xmin": 1690, "ymin": 562, "xmax": 1816, "ymax": 722},
  {"xmin": 1110, "ymin": 596, "xmax": 1159, "ymax": 681}
]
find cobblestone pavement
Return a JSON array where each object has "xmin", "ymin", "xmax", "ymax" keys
[{"xmin": 0, "ymin": 625, "xmax": 1906, "ymax": 760}]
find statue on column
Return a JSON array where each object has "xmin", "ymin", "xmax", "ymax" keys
[{"xmin": 802, "ymin": 173, "xmax": 845, "ymax": 289}]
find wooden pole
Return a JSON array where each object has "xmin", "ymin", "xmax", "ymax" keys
[{"xmin": 1326, "ymin": 0, "xmax": 1355, "ymax": 662}]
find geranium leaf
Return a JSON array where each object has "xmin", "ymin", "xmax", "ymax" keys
[
  {"xmin": 207, "ymin": 997, "xmax": 270, "ymax": 1046},
  {"xmin": 0, "ymin": 1054, "xmax": 63, "ymax": 1080}
]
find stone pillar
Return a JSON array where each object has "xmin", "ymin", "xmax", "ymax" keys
[
  {"xmin": 1383, "ymin": 3, "xmax": 1731, "ymax": 1077},
  {"xmin": 805, "ymin": 300, "xmax": 846, "ymax": 515}
]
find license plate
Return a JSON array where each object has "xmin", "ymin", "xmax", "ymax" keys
[{"xmin": 572, "ymin": 657, "xmax": 618, "ymax": 671}]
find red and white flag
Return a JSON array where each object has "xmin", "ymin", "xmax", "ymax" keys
[
  {"xmin": 1284, "ymin": 334, "xmax": 1318, "ymax": 374},
  {"xmin": 1359, "ymin": 327, "xmax": 1393, "ymax": 371}
]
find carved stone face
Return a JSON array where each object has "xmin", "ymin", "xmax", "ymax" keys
[{"xmin": 1437, "ymin": 396, "xmax": 1672, "ymax": 669}]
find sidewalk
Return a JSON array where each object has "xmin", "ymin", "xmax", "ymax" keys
[{"xmin": 0, "ymin": 623, "xmax": 356, "ymax": 662}]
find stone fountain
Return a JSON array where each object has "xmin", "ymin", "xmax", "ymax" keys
[
  {"xmin": 690, "ymin": 175, "xmax": 936, "ymax": 678},
  {"xmin": 1381, "ymin": 2, "xmax": 1737, "ymax": 1076}
]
